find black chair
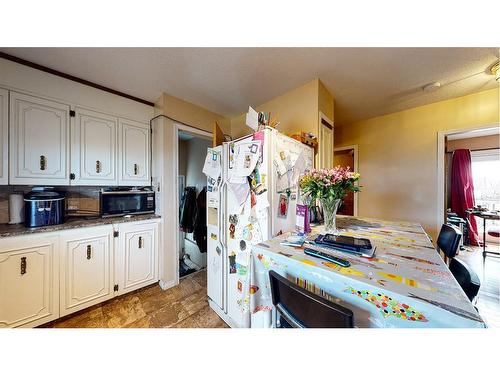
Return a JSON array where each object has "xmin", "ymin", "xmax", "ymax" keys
[
  {"xmin": 269, "ymin": 270, "xmax": 354, "ymax": 328},
  {"xmin": 449, "ymin": 258, "xmax": 481, "ymax": 302},
  {"xmin": 436, "ymin": 224, "xmax": 481, "ymax": 302},
  {"xmin": 437, "ymin": 223, "xmax": 462, "ymax": 259}
]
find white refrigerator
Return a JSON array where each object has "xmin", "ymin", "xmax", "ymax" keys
[{"xmin": 204, "ymin": 127, "xmax": 313, "ymax": 327}]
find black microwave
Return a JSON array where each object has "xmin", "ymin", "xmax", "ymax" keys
[{"xmin": 100, "ymin": 189, "xmax": 155, "ymax": 218}]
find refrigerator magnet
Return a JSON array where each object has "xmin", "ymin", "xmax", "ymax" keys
[{"xmin": 278, "ymin": 194, "xmax": 289, "ymax": 218}]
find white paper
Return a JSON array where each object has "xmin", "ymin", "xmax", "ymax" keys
[
  {"xmin": 273, "ymin": 155, "xmax": 287, "ymax": 176},
  {"xmin": 202, "ymin": 150, "xmax": 221, "ymax": 180},
  {"xmin": 233, "ymin": 141, "xmax": 261, "ymax": 177},
  {"xmin": 276, "ymin": 172, "xmax": 290, "ymax": 193},
  {"xmin": 245, "ymin": 106, "xmax": 259, "ymax": 131},
  {"xmin": 291, "ymin": 151, "xmax": 307, "ymax": 186},
  {"xmin": 227, "ymin": 181, "xmax": 250, "ymax": 207}
]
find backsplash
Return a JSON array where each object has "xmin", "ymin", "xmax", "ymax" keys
[{"xmin": 0, "ymin": 185, "xmax": 102, "ymax": 224}]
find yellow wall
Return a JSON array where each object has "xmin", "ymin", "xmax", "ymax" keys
[
  {"xmin": 154, "ymin": 92, "xmax": 229, "ymax": 285},
  {"xmin": 335, "ymin": 88, "xmax": 500, "ymax": 240},
  {"xmin": 230, "ymin": 79, "xmax": 328, "ymax": 139},
  {"xmin": 158, "ymin": 93, "xmax": 231, "ymax": 134},
  {"xmin": 318, "ymin": 79, "xmax": 334, "ymax": 122}
]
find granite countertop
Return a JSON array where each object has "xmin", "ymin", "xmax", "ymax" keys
[{"xmin": 0, "ymin": 214, "xmax": 161, "ymax": 238}]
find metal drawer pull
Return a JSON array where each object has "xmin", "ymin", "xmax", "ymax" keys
[
  {"xmin": 134, "ymin": 163, "xmax": 139, "ymax": 175},
  {"xmin": 20, "ymin": 257, "xmax": 27, "ymax": 275},
  {"xmin": 40, "ymin": 155, "xmax": 46, "ymax": 170},
  {"xmin": 87, "ymin": 245, "xmax": 92, "ymax": 260},
  {"xmin": 138, "ymin": 236, "xmax": 143, "ymax": 249},
  {"xmin": 96, "ymin": 160, "xmax": 101, "ymax": 173}
]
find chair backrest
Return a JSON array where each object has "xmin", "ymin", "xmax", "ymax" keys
[
  {"xmin": 269, "ymin": 270, "xmax": 354, "ymax": 328},
  {"xmin": 449, "ymin": 258, "xmax": 481, "ymax": 302},
  {"xmin": 437, "ymin": 223, "xmax": 462, "ymax": 259}
]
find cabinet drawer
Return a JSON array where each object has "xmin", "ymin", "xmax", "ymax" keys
[
  {"xmin": 60, "ymin": 227, "xmax": 114, "ymax": 316},
  {"xmin": 0, "ymin": 236, "xmax": 59, "ymax": 328}
]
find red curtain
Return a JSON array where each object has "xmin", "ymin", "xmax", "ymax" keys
[{"xmin": 450, "ymin": 149, "xmax": 480, "ymax": 246}]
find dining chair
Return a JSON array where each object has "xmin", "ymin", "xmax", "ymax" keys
[
  {"xmin": 449, "ymin": 257, "xmax": 481, "ymax": 302},
  {"xmin": 437, "ymin": 223, "xmax": 462, "ymax": 260},
  {"xmin": 436, "ymin": 224, "xmax": 481, "ymax": 303},
  {"xmin": 268, "ymin": 270, "xmax": 354, "ymax": 328}
]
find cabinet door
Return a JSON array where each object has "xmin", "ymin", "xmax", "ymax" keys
[
  {"xmin": 0, "ymin": 88, "xmax": 8, "ymax": 185},
  {"xmin": 9, "ymin": 91, "xmax": 70, "ymax": 185},
  {"xmin": 60, "ymin": 227, "xmax": 114, "ymax": 316},
  {"xmin": 118, "ymin": 118, "xmax": 151, "ymax": 186},
  {"xmin": 0, "ymin": 236, "xmax": 59, "ymax": 328},
  {"xmin": 117, "ymin": 221, "xmax": 158, "ymax": 294},
  {"xmin": 71, "ymin": 108, "xmax": 118, "ymax": 185}
]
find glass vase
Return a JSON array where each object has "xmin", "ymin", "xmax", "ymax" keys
[{"xmin": 320, "ymin": 197, "xmax": 342, "ymax": 234}]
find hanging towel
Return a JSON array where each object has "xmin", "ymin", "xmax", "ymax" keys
[
  {"xmin": 194, "ymin": 187, "xmax": 207, "ymax": 253},
  {"xmin": 180, "ymin": 187, "xmax": 197, "ymax": 233}
]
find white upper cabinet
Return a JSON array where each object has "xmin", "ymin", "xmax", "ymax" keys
[
  {"xmin": 118, "ymin": 118, "xmax": 151, "ymax": 186},
  {"xmin": 71, "ymin": 107, "xmax": 118, "ymax": 185},
  {"xmin": 0, "ymin": 88, "xmax": 8, "ymax": 185},
  {"xmin": 9, "ymin": 92, "xmax": 70, "ymax": 185}
]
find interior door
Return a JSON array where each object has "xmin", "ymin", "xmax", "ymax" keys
[
  {"xmin": 72, "ymin": 107, "xmax": 118, "ymax": 185},
  {"xmin": 319, "ymin": 114, "xmax": 334, "ymax": 169},
  {"xmin": 118, "ymin": 221, "xmax": 158, "ymax": 294},
  {"xmin": 60, "ymin": 227, "xmax": 114, "ymax": 316},
  {"xmin": 9, "ymin": 91, "xmax": 69, "ymax": 185},
  {"xmin": 118, "ymin": 118, "xmax": 151, "ymax": 186},
  {"xmin": 0, "ymin": 236, "xmax": 59, "ymax": 328},
  {"xmin": 0, "ymin": 88, "xmax": 8, "ymax": 185}
]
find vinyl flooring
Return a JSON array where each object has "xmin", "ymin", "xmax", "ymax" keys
[
  {"xmin": 458, "ymin": 243, "xmax": 500, "ymax": 328},
  {"xmin": 40, "ymin": 269, "xmax": 228, "ymax": 328}
]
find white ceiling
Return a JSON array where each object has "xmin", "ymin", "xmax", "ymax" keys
[{"xmin": 1, "ymin": 48, "xmax": 498, "ymax": 124}]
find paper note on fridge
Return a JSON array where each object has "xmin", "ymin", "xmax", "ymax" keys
[
  {"xmin": 245, "ymin": 106, "xmax": 259, "ymax": 131},
  {"xmin": 227, "ymin": 181, "xmax": 250, "ymax": 207},
  {"xmin": 273, "ymin": 155, "xmax": 287, "ymax": 176},
  {"xmin": 202, "ymin": 150, "xmax": 221, "ymax": 179},
  {"xmin": 291, "ymin": 150, "xmax": 307, "ymax": 185},
  {"xmin": 233, "ymin": 140, "xmax": 261, "ymax": 177}
]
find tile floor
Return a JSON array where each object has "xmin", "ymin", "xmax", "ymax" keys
[
  {"xmin": 40, "ymin": 270, "xmax": 228, "ymax": 328},
  {"xmin": 458, "ymin": 243, "xmax": 500, "ymax": 328}
]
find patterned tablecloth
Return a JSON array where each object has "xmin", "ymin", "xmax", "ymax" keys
[{"xmin": 244, "ymin": 216, "xmax": 485, "ymax": 328}]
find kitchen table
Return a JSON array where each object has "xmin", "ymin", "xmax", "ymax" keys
[{"xmin": 242, "ymin": 216, "xmax": 485, "ymax": 328}]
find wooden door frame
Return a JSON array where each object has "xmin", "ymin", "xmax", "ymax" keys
[
  {"xmin": 173, "ymin": 123, "xmax": 212, "ymax": 283},
  {"xmin": 318, "ymin": 111, "xmax": 334, "ymax": 168},
  {"xmin": 436, "ymin": 123, "xmax": 499, "ymax": 237},
  {"xmin": 334, "ymin": 145, "xmax": 359, "ymax": 216}
]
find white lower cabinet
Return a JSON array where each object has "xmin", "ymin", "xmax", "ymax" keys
[
  {"xmin": 117, "ymin": 221, "xmax": 159, "ymax": 295},
  {"xmin": 0, "ymin": 235, "xmax": 59, "ymax": 328},
  {"xmin": 0, "ymin": 218, "xmax": 160, "ymax": 327},
  {"xmin": 59, "ymin": 226, "xmax": 114, "ymax": 317}
]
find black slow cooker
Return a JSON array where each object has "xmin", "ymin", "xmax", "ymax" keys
[{"xmin": 24, "ymin": 190, "xmax": 65, "ymax": 228}]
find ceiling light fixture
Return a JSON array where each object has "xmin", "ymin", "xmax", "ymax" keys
[
  {"xmin": 490, "ymin": 62, "xmax": 499, "ymax": 81},
  {"xmin": 423, "ymin": 82, "xmax": 441, "ymax": 93}
]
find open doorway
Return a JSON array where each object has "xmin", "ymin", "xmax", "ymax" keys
[
  {"xmin": 177, "ymin": 128, "xmax": 212, "ymax": 278},
  {"xmin": 334, "ymin": 145, "xmax": 359, "ymax": 216},
  {"xmin": 443, "ymin": 126, "xmax": 500, "ymax": 249}
]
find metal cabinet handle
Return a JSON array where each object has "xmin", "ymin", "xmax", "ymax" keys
[
  {"xmin": 96, "ymin": 160, "xmax": 101, "ymax": 173},
  {"xmin": 87, "ymin": 245, "xmax": 92, "ymax": 260},
  {"xmin": 20, "ymin": 257, "xmax": 27, "ymax": 275},
  {"xmin": 134, "ymin": 163, "xmax": 139, "ymax": 175},
  {"xmin": 40, "ymin": 155, "xmax": 46, "ymax": 170},
  {"xmin": 138, "ymin": 236, "xmax": 143, "ymax": 249}
]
